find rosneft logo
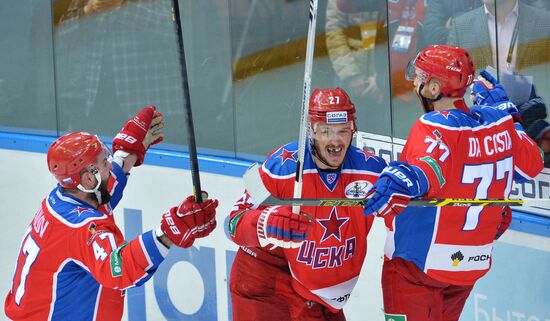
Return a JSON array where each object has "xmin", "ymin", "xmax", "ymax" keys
[{"xmin": 451, "ymin": 251, "xmax": 464, "ymax": 267}]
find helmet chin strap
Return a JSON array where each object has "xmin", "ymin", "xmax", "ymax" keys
[
  {"xmin": 77, "ymin": 171, "xmax": 103, "ymax": 205},
  {"xmin": 417, "ymin": 83, "xmax": 443, "ymax": 113}
]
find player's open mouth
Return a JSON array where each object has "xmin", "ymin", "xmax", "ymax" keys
[{"xmin": 327, "ymin": 146, "xmax": 343, "ymax": 157}]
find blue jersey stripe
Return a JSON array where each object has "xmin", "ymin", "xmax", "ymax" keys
[
  {"xmin": 393, "ymin": 207, "xmax": 438, "ymax": 271},
  {"xmin": 140, "ymin": 230, "xmax": 167, "ymax": 269},
  {"xmin": 50, "ymin": 261, "xmax": 100, "ymax": 321}
]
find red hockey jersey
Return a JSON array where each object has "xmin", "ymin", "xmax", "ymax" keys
[
  {"xmin": 5, "ymin": 162, "xmax": 168, "ymax": 321},
  {"xmin": 384, "ymin": 105, "xmax": 543, "ymax": 285},
  {"xmin": 229, "ymin": 142, "xmax": 387, "ymax": 312}
]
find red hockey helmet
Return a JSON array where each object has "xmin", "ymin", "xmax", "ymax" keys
[
  {"xmin": 406, "ymin": 45, "xmax": 475, "ymax": 98},
  {"xmin": 309, "ymin": 87, "xmax": 357, "ymax": 132},
  {"xmin": 47, "ymin": 132, "xmax": 104, "ymax": 188}
]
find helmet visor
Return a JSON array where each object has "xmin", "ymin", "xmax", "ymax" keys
[{"xmin": 405, "ymin": 59, "xmax": 429, "ymax": 84}]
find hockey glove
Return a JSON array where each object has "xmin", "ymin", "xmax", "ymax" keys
[
  {"xmin": 495, "ymin": 206, "xmax": 512, "ymax": 240},
  {"xmin": 471, "ymin": 69, "xmax": 522, "ymax": 123},
  {"xmin": 471, "ymin": 69, "xmax": 509, "ymax": 106},
  {"xmin": 112, "ymin": 106, "xmax": 164, "ymax": 166},
  {"xmin": 160, "ymin": 194, "xmax": 218, "ymax": 248},
  {"xmin": 257, "ymin": 206, "xmax": 314, "ymax": 249},
  {"xmin": 364, "ymin": 161, "xmax": 428, "ymax": 218}
]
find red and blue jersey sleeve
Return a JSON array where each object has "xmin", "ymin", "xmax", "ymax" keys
[
  {"xmin": 400, "ymin": 119, "xmax": 452, "ymax": 198},
  {"xmin": 228, "ymin": 143, "xmax": 297, "ymax": 248},
  {"xmin": 76, "ymin": 219, "xmax": 168, "ymax": 290}
]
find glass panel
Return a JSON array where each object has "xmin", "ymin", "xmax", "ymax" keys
[
  {"xmin": 324, "ymin": 0, "xmax": 392, "ymax": 136},
  {"xmin": 232, "ymin": 0, "xmax": 392, "ymax": 161},
  {"xmin": 0, "ymin": 1, "xmax": 57, "ymax": 134},
  {"xmin": 52, "ymin": 0, "xmax": 235, "ymax": 156},
  {"xmin": 494, "ymin": 0, "xmax": 550, "ymax": 168},
  {"xmin": 399, "ymin": 0, "xmax": 488, "ymax": 139},
  {"xmin": 387, "ymin": 0, "xmax": 427, "ymax": 139},
  {"xmin": 1, "ymin": 0, "xmax": 548, "ymax": 166}
]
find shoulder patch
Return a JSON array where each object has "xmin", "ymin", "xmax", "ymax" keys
[
  {"xmin": 228, "ymin": 210, "xmax": 246, "ymax": 237},
  {"xmin": 110, "ymin": 242, "xmax": 129, "ymax": 278},
  {"xmin": 418, "ymin": 156, "xmax": 445, "ymax": 188}
]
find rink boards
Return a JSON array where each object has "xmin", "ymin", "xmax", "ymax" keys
[{"xmin": 0, "ymin": 133, "xmax": 548, "ymax": 321}]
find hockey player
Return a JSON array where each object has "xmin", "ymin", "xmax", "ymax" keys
[
  {"xmin": 363, "ymin": 45, "xmax": 543, "ymax": 321},
  {"xmin": 228, "ymin": 87, "xmax": 387, "ymax": 321},
  {"xmin": 4, "ymin": 106, "xmax": 218, "ymax": 321}
]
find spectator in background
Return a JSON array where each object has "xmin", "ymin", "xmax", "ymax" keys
[
  {"xmin": 387, "ymin": 0, "xmax": 427, "ymax": 101},
  {"xmin": 519, "ymin": 95, "xmax": 547, "ymax": 131},
  {"xmin": 423, "ymin": 0, "xmax": 482, "ymax": 46},
  {"xmin": 527, "ymin": 119, "xmax": 550, "ymax": 167},
  {"xmin": 325, "ymin": 0, "xmax": 387, "ymax": 104},
  {"xmin": 519, "ymin": 95, "xmax": 550, "ymax": 167},
  {"xmin": 326, "ymin": 0, "xmax": 426, "ymax": 105},
  {"xmin": 447, "ymin": 0, "xmax": 550, "ymax": 135},
  {"xmin": 446, "ymin": 0, "xmax": 550, "ymax": 80},
  {"xmin": 54, "ymin": 0, "xmax": 183, "ymax": 132},
  {"xmin": 524, "ymin": 0, "xmax": 550, "ymax": 11}
]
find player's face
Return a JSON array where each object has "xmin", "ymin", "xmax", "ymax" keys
[{"xmin": 312, "ymin": 122, "xmax": 353, "ymax": 168}]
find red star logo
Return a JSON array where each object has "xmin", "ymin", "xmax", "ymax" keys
[
  {"xmin": 435, "ymin": 110, "xmax": 451, "ymax": 119},
  {"xmin": 71, "ymin": 206, "xmax": 91, "ymax": 216},
  {"xmin": 318, "ymin": 208, "xmax": 349, "ymax": 243},
  {"xmin": 357, "ymin": 149, "xmax": 375, "ymax": 162},
  {"xmin": 278, "ymin": 148, "xmax": 297, "ymax": 165}
]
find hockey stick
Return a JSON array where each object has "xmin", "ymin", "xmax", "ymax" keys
[
  {"xmin": 171, "ymin": 0, "xmax": 202, "ymax": 202},
  {"xmin": 293, "ymin": 0, "xmax": 319, "ymax": 213},
  {"xmin": 244, "ymin": 163, "xmax": 550, "ymax": 207}
]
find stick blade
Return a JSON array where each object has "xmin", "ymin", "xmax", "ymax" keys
[{"xmin": 243, "ymin": 163, "xmax": 274, "ymax": 205}]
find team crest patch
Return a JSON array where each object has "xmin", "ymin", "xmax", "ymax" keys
[
  {"xmin": 87, "ymin": 229, "xmax": 109, "ymax": 245},
  {"xmin": 326, "ymin": 111, "xmax": 348, "ymax": 124},
  {"xmin": 345, "ymin": 181, "xmax": 371, "ymax": 199},
  {"xmin": 327, "ymin": 173, "xmax": 338, "ymax": 184}
]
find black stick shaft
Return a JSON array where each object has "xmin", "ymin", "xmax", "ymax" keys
[{"xmin": 171, "ymin": 0, "xmax": 202, "ymax": 203}]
